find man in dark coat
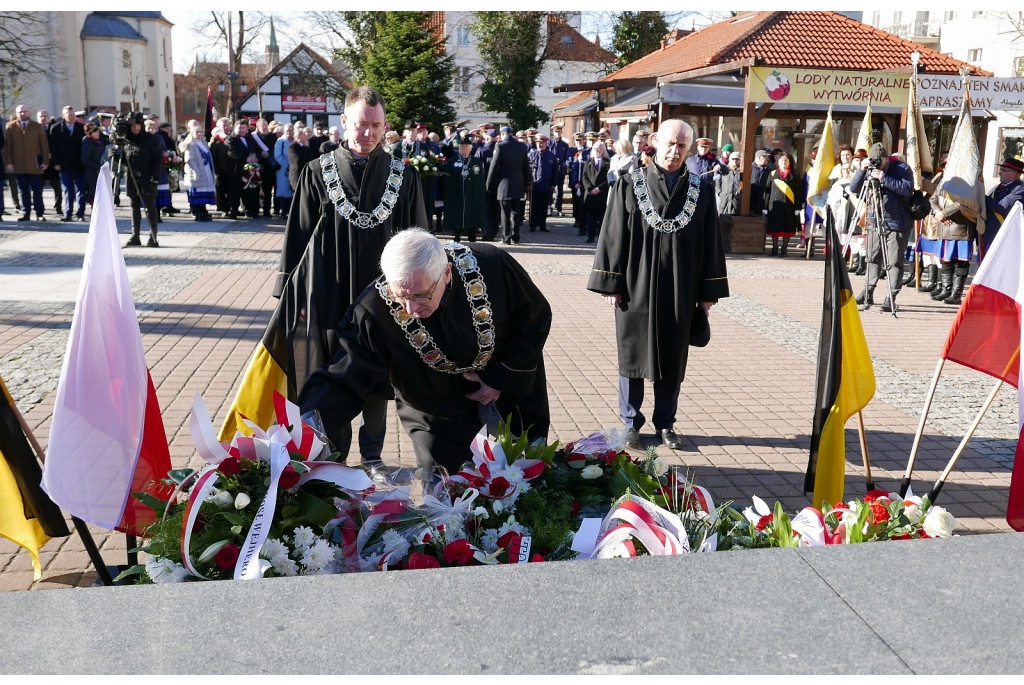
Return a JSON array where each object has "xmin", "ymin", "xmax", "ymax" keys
[
  {"xmin": 275, "ymin": 86, "xmax": 428, "ymax": 463},
  {"xmin": 441, "ymin": 132, "xmax": 486, "ymax": 243},
  {"xmin": 486, "ymin": 125, "xmax": 531, "ymax": 245},
  {"xmin": 299, "ymin": 229, "xmax": 550, "ymax": 472},
  {"xmin": 287, "ymin": 125, "xmax": 315, "ymax": 197},
  {"xmin": 749, "ymin": 149, "xmax": 772, "ymax": 216},
  {"xmin": 474, "ymin": 125, "xmax": 500, "ymax": 241},
  {"xmin": 549, "ymin": 124, "xmax": 570, "ymax": 216},
  {"xmin": 528, "ymin": 135, "xmax": 558, "ymax": 233},
  {"xmin": 581, "ymin": 140, "xmax": 610, "ymax": 243},
  {"xmin": 50, "ymin": 105, "xmax": 87, "ymax": 221},
  {"xmin": 568, "ymin": 132, "xmax": 588, "ymax": 233},
  {"xmin": 36, "ymin": 110, "xmax": 61, "ymax": 216},
  {"xmin": 588, "ymin": 119, "xmax": 729, "ymax": 450},
  {"xmin": 226, "ymin": 119, "xmax": 265, "ymax": 219},
  {"xmin": 210, "ymin": 117, "xmax": 232, "ymax": 216},
  {"xmin": 982, "ymin": 157, "xmax": 1024, "ymax": 255},
  {"xmin": 120, "ymin": 112, "xmax": 164, "ymax": 247}
]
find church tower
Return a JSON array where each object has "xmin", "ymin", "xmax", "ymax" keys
[{"xmin": 265, "ymin": 18, "xmax": 280, "ymax": 68}]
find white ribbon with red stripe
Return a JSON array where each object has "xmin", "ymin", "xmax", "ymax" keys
[{"xmin": 576, "ymin": 495, "xmax": 692, "ymax": 559}]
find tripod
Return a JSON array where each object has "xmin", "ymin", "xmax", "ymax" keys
[{"xmin": 856, "ymin": 176, "xmax": 899, "ymax": 318}]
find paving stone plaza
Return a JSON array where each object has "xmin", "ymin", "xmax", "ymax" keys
[{"xmin": 0, "ymin": 195, "xmax": 1017, "ymax": 592}]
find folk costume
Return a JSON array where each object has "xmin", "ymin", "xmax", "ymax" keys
[
  {"xmin": 299, "ymin": 242, "xmax": 551, "ymax": 472},
  {"xmin": 765, "ymin": 168, "xmax": 803, "ymax": 255},
  {"xmin": 587, "ymin": 163, "xmax": 729, "ymax": 435},
  {"xmin": 441, "ymin": 147, "xmax": 486, "ymax": 243},
  {"xmin": 263, "ymin": 143, "xmax": 427, "ymax": 460}
]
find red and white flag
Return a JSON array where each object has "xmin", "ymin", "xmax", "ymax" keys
[
  {"xmin": 42, "ymin": 164, "xmax": 171, "ymax": 534},
  {"xmin": 940, "ymin": 203, "xmax": 1024, "ymax": 529}
]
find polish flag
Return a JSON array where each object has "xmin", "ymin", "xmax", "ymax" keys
[
  {"xmin": 42, "ymin": 163, "xmax": 171, "ymax": 535},
  {"xmin": 940, "ymin": 203, "xmax": 1024, "ymax": 529}
]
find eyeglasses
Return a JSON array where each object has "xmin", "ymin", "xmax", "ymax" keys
[{"xmin": 385, "ymin": 271, "xmax": 444, "ymax": 304}]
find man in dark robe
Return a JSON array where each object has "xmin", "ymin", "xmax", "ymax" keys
[
  {"xmin": 441, "ymin": 132, "xmax": 486, "ymax": 243},
  {"xmin": 273, "ymin": 86, "xmax": 428, "ymax": 462},
  {"xmin": 587, "ymin": 119, "xmax": 729, "ymax": 450},
  {"xmin": 299, "ymin": 229, "xmax": 551, "ymax": 472}
]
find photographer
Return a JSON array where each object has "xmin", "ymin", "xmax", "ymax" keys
[
  {"xmin": 849, "ymin": 142, "xmax": 913, "ymax": 312},
  {"xmin": 116, "ymin": 112, "xmax": 163, "ymax": 247}
]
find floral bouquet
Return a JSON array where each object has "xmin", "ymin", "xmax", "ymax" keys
[
  {"xmin": 405, "ymin": 152, "xmax": 447, "ymax": 178},
  {"xmin": 162, "ymin": 149, "xmax": 183, "ymax": 173},
  {"xmin": 242, "ymin": 160, "xmax": 263, "ymax": 190}
]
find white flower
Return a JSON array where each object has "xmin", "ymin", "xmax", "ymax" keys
[
  {"xmin": 261, "ymin": 538, "xmax": 288, "ymax": 560},
  {"xmin": 292, "ymin": 526, "xmax": 317, "ymax": 550},
  {"xmin": 472, "ymin": 506, "xmax": 489, "ymax": 520},
  {"xmin": 503, "ymin": 464, "xmax": 525, "ymax": 488},
  {"xmin": 581, "ymin": 465, "xmax": 603, "ymax": 480},
  {"xmin": 923, "ymin": 506, "xmax": 956, "ymax": 538},
  {"xmin": 359, "ymin": 551, "xmax": 384, "ymax": 572},
  {"xmin": 904, "ymin": 503, "xmax": 922, "ymax": 525},
  {"xmin": 234, "ymin": 492, "xmax": 251, "ymax": 510},
  {"xmin": 481, "ymin": 529, "xmax": 499, "ymax": 553},
  {"xmin": 492, "ymin": 499, "xmax": 504, "ymax": 515},
  {"xmin": 270, "ymin": 555, "xmax": 299, "ymax": 577},
  {"xmin": 652, "ymin": 457, "xmax": 669, "ymax": 477},
  {"xmin": 300, "ymin": 539, "xmax": 335, "ymax": 572},
  {"xmin": 208, "ymin": 489, "xmax": 234, "ymax": 508},
  {"xmin": 145, "ymin": 556, "xmax": 188, "ymax": 583},
  {"xmin": 596, "ymin": 541, "xmax": 633, "ymax": 559},
  {"xmin": 381, "ymin": 529, "xmax": 410, "ymax": 559}
]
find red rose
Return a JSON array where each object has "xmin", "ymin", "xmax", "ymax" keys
[
  {"xmin": 755, "ymin": 514, "xmax": 773, "ymax": 531},
  {"xmin": 864, "ymin": 490, "xmax": 890, "ymax": 502},
  {"xmin": 869, "ymin": 502, "xmax": 890, "ymax": 524},
  {"xmin": 279, "ymin": 464, "xmax": 300, "ymax": 490},
  {"xmin": 422, "ymin": 533, "xmax": 432, "ymax": 543},
  {"xmin": 489, "ymin": 476, "xmax": 510, "ymax": 498},
  {"xmin": 215, "ymin": 543, "xmax": 240, "ymax": 570},
  {"xmin": 530, "ymin": 554, "xmax": 545, "ymax": 563},
  {"xmin": 893, "ymin": 533, "xmax": 913, "ymax": 540},
  {"xmin": 442, "ymin": 539, "xmax": 475, "ymax": 565},
  {"xmin": 217, "ymin": 458, "xmax": 241, "ymax": 476},
  {"xmin": 406, "ymin": 552, "xmax": 441, "ymax": 570}
]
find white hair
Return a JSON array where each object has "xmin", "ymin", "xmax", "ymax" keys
[
  {"xmin": 651, "ymin": 119, "xmax": 694, "ymax": 149},
  {"xmin": 380, "ymin": 229, "xmax": 449, "ymax": 286}
]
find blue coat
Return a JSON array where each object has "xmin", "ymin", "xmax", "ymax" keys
[
  {"xmin": 983, "ymin": 179, "xmax": 1024, "ymax": 249},
  {"xmin": 529, "ymin": 149, "xmax": 558, "ymax": 191},
  {"xmin": 686, "ymin": 153, "xmax": 726, "ymax": 179},
  {"xmin": 849, "ymin": 160, "xmax": 913, "ymax": 232},
  {"xmin": 274, "ymin": 137, "xmax": 292, "ymax": 198},
  {"xmin": 568, "ymin": 146, "xmax": 589, "ymax": 186}
]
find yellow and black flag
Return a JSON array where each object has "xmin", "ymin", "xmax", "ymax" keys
[
  {"xmin": 1, "ymin": 373, "xmax": 71, "ymax": 580},
  {"xmin": 805, "ymin": 216, "xmax": 876, "ymax": 507}
]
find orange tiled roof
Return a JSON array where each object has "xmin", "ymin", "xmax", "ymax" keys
[
  {"xmin": 546, "ymin": 15, "xmax": 616, "ymax": 63},
  {"xmin": 424, "ymin": 11, "xmax": 445, "ymax": 42},
  {"xmin": 608, "ymin": 11, "xmax": 989, "ymax": 81}
]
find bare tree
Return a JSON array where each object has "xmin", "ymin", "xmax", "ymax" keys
[
  {"xmin": 191, "ymin": 12, "xmax": 275, "ymax": 117},
  {"xmin": 0, "ymin": 11, "xmax": 61, "ymax": 111}
]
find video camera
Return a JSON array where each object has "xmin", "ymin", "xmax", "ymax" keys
[
  {"xmin": 111, "ymin": 111, "xmax": 145, "ymax": 145},
  {"xmin": 867, "ymin": 156, "xmax": 885, "ymax": 170}
]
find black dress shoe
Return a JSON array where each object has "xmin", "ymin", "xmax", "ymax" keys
[
  {"xmin": 125, "ymin": 236, "xmax": 142, "ymax": 247},
  {"xmin": 879, "ymin": 297, "xmax": 896, "ymax": 313},
  {"xmin": 660, "ymin": 429, "xmax": 682, "ymax": 450},
  {"xmin": 147, "ymin": 238, "xmax": 160, "ymax": 247},
  {"xmin": 61, "ymin": 215, "xmax": 73, "ymax": 222},
  {"xmin": 17, "ymin": 214, "xmax": 30, "ymax": 221},
  {"xmin": 622, "ymin": 427, "xmax": 642, "ymax": 449}
]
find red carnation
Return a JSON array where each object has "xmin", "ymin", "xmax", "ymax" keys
[
  {"xmin": 489, "ymin": 476, "xmax": 510, "ymax": 498},
  {"xmin": 279, "ymin": 464, "xmax": 301, "ymax": 490},
  {"xmin": 217, "ymin": 458, "xmax": 241, "ymax": 476},
  {"xmin": 442, "ymin": 539, "xmax": 475, "ymax": 565},
  {"xmin": 755, "ymin": 514, "xmax": 773, "ymax": 531},
  {"xmin": 497, "ymin": 531, "xmax": 522, "ymax": 551},
  {"xmin": 869, "ymin": 502, "xmax": 890, "ymax": 524},
  {"xmin": 406, "ymin": 552, "xmax": 441, "ymax": 570},
  {"xmin": 530, "ymin": 554, "xmax": 546, "ymax": 563},
  {"xmin": 215, "ymin": 543, "xmax": 240, "ymax": 570}
]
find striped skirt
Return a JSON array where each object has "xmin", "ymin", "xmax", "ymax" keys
[{"xmin": 188, "ymin": 188, "xmax": 216, "ymax": 206}]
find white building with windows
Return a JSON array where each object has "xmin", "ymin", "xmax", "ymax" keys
[
  {"xmin": 434, "ymin": 11, "xmax": 616, "ymax": 131},
  {"xmin": 2, "ymin": 12, "xmax": 176, "ymax": 125},
  {"xmin": 866, "ymin": 11, "xmax": 1024, "ymax": 185}
]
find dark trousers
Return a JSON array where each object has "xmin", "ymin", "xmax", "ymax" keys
[
  {"xmin": 226, "ymin": 176, "xmax": 243, "ymax": 217},
  {"xmin": 130, "ymin": 184, "xmax": 159, "ymax": 241},
  {"xmin": 552, "ymin": 173, "xmax": 566, "ymax": 212},
  {"xmin": 16, "ymin": 175, "xmax": 44, "ymax": 216},
  {"xmin": 484, "ymin": 191, "xmax": 499, "ymax": 240},
  {"xmin": 865, "ymin": 228, "xmax": 910, "ymax": 294},
  {"xmin": 333, "ymin": 394, "xmax": 388, "ymax": 463},
  {"xmin": 498, "ymin": 197, "xmax": 523, "ymax": 243},
  {"xmin": 241, "ymin": 187, "xmax": 260, "ymax": 218},
  {"xmin": 215, "ymin": 179, "xmax": 230, "ymax": 213},
  {"xmin": 261, "ymin": 174, "xmax": 275, "ymax": 216},
  {"xmin": 529, "ymin": 188, "xmax": 552, "ymax": 231},
  {"xmin": 585, "ymin": 200, "xmax": 605, "ymax": 240},
  {"xmin": 618, "ymin": 376, "xmax": 682, "ymax": 432},
  {"xmin": 7, "ymin": 172, "xmax": 18, "ymax": 209},
  {"xmin": 59, "ymin": 170, "xmax": 87, "ymax": 218}
]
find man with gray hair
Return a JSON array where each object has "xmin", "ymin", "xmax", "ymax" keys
[
  {"xmin": 588, "ymin": 118, "xmax": 729, "ymax": 450},
  {"xmin": 299, "ymin": 228, "xmax": 551, "ymax": 472}
]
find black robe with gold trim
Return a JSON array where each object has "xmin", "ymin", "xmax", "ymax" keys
[
  {"xmin": 587, "ymin": 164, "xmax": 729, "ymax": 385},
  {"xmin": 299, "ymin": 243, "xmax": 551, "ymax": 471}
]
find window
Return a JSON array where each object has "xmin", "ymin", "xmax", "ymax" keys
[
  {"xmin": 1014, "ymin": 56, "xmax": 1024, "ymax": 75},
  {"xmin": 968, "ymin": 48, "xmax": 983, "ymax": 62},
  {"xmin": 122, "ymin": 49, "xmax": 131, "ymax": 67},
  {"xmin": 893, "ymin": 11, "xmax": 902, "ymax": 24},
  {"xmin": 560, "ymin": 35, "xmax": 573, "ymax": 45},
  {"xmin": 456, "ymin": 26, "xmax": 470, "ymax": 46},
  {"xmin": 453, "ymin": 66, "xmax": 470, "ymax": 94}
]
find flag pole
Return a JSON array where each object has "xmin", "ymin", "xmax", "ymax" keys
[
  {"xmin": 6, "ymin": 394, "xmax": 115, "ymax": 587},
  {"xmin": 926, "ymin": 374, "xmax": 1006, "ymax": 504},
  {"xmin": 855, "ymin": 411, "xmax": 874, "ymax": 491},
  {"xmin": 899, "ymin": 358, "xmax": 946, "ymax": 496}
]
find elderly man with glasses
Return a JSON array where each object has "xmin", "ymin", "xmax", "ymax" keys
[{"xmin": 299, "ymin": 228, "xmax": 551, "ymax": 472}]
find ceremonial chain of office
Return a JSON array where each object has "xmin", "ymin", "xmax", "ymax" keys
[
  {"xmin": 320, "ymin": 152, "xmax": 406, "ymax": 229},
  {"xmin": 630, "ymin": 167, "xmax": 702, "ymax": 233},
  {"xmin": 378, "ymin": 242, "xmax": 496, "ymax": 374}
]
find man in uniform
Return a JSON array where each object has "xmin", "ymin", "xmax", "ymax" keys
[
  {"xmin": 486, "ymin": 125, "xmax": 531, "ymax": 245},
  {"xmin": 568, "ymin": 131, "xmax": 589, "ymax": 234},
  {"xmin": 549, "ymin": 124, "xmax": 570, "ymax": 217},
  {"xmin": 686, "ymin": 136, "xmax": 727, "ymax": 178},
  {"xmin": 528, "ymin": 135, "xmax": 558, "ymax": 233},
  {"xmin": 982, "ymin": 157, "xmax": 1024, "ymax": 255},
  {"xmin": 588, "ymin": 119, "xmax": 729, "ymax": 450},
  {"xmin": 441, "ymin": 132, "xmax": 486, "ymax": 243},
  {"xmin": 272, "ymin": 86, "xmax": 429, "ymax": 461},
  {"xmin": 299, "ymin": 229, "xmax": 551, "ymax": 472}
]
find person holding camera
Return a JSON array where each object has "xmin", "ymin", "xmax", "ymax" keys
[
  {"xmin": 849, "ymin": 142, "xmax": 913, "ymax": 313},
  {"xmin": 119, "ymin": 112, "xmax": 164, "ymax": 247}
]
